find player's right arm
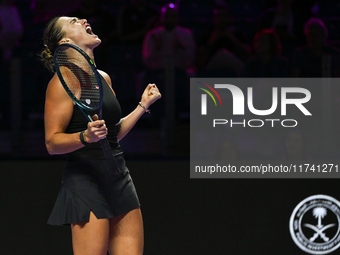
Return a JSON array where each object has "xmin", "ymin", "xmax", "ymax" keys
[{"xmin": 44, "ymin": 74, "xmax": 107, "ymax": 155}]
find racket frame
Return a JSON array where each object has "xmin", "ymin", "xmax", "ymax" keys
[
  {"xmin": 54, "ymin": 43, "xmax": 103, "ymax": 121},
  {"xmin": 53, "ymin": 43, "xmax": 120, "ymax": 175}
]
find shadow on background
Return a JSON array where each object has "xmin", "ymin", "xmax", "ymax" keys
[{"xmin": 0, "ymin": 159, "xmax": 339, "ymax": 254}]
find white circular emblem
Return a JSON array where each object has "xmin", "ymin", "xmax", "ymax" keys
[
  {"xmin": 289, "ymin": 194, "xmax": 340, "ymax": 254},
  {"xmin": 85, "ymin": 99, "xmax": 91, "ymax": 105}
]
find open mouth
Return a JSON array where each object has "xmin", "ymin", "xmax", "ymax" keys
[{"xmin": 85, "ymin": 25, "xmax": 94, "ymax": 35}]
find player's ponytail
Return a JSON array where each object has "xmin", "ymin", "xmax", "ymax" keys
[{"xmin": 39, "ymin": 16, "xmax": 64, "ymax": 73}]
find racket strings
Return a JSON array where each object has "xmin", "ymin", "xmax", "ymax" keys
[{"xmin": 56, "ymin": 47, "xmax": 101, "ymax": 109}]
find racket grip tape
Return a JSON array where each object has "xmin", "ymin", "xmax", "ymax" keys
[{"xmin": 99, "ymin": 138, "xmax": 120, "ymax": 173}]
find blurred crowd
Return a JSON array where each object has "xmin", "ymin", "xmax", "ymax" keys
[{"xmin": 1, "ymin": 0, "xmax": 340, "ymax": 129}]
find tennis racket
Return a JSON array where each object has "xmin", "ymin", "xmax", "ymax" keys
[{"xmin": 53, "ymin": 43, "xmax": 119, "ymax": 173}]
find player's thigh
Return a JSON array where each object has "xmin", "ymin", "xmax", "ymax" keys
[
  {"xmin": 71, "ymin": 211, "xmax": 110, "ymax": 255},
  {"xmin": 108, "ymin": 207, "xmax": 144, "ymax": 255}
]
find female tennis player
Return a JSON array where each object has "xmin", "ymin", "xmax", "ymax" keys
[{"xmin": 40, "ymin": 16, "xmax": 161, "ymax": 255}]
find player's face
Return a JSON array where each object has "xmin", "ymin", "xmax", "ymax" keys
[{"xmin": 57, "ymin": 16, "xmax": 101, "ymax": 50}]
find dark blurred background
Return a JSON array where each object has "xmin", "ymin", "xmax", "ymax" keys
[
  {"xmin": 1, "ymin": 0, "xmax": 340, "ymax": 254},
  {"xmin": 2, "ymin": 0, "xmax": 340, "ymax": 159}
]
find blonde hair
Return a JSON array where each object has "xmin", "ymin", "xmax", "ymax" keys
[{"xmin": 39, "ymin": 16, "xmax": 65, "ymax": 72}]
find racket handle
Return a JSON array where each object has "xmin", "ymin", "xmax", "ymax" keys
[
  {"xmin": 84, "ymin": 113, "xmax": 119, "ymax": 173},
  {"xmin": 99, "ymin": 138, "xmax": 120, "ymax": 174}
]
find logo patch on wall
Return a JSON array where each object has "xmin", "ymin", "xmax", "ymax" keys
[{"xmin": 289, "ymin": 195, "xmax": 340, "ymax": 254}]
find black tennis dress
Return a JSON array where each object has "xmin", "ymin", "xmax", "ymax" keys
[{"xmin": 47, "ymin": 75, "xmax": 140, "ymax": 226}]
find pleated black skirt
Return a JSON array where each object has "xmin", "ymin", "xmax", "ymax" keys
[{"xmin": 47, "ymin": 152, "xmax": 140, "ymax": 225}]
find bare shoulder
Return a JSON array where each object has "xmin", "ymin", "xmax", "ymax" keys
[
  {"xmin": 97, "ymin": 69, "xmax": 116, "ymax": 96},
  {"xmin": 46, "ymin": 73, "xmax": 71, "ymax": 101},
  {"xmin": 45, "ymin": 73, "xmax": 74, "ymax": 113},
  {"xmin": 98, "ymin": 70, "xmax": 112, "ymax": 86}
]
